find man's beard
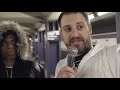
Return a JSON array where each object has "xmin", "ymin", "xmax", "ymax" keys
[
  {"xmin": 78, "ymin": 37, "xmax": 91, "ymax": 56},
  {"xmin": 66, "ymin": 36, "xmax": 92, "ymax": 56}
]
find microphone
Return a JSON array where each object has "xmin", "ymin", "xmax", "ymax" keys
[{"xmin": 67, "ymin": 46, "xmax": 78, "ymax": 68}]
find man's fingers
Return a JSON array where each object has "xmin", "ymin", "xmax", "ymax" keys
[
  {"xmin": 57, "ymin": 66, "xmax": 75, "ymax": 78},
  {"xmin": 61, "ymin": 66, "xmax": 75, "ymax": 74}
]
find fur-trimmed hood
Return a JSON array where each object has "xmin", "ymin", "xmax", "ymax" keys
[{"xmin": 0, "ymin": 21, "xmax": 30, "ymax": 60}]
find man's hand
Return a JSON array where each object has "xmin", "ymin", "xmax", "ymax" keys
[{"xmin": 56, "ymin": 66, "xmax": 76, "ymax": 78}]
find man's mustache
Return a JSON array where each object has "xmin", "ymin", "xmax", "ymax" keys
[
  {"xmin": 69, "ymin": 37, "xmax": 84, "ymax": 43},
  {"xmin": 8, "ymin": 49, "xmax": 15, "ymax": 53}
]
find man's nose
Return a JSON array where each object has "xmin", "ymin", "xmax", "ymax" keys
[
  {"xmin": 7, "ymin": 43, "xmax": 14, "ymax": 49},
  {"xmin": 71, "ymin": 27, "xmax": 80, "ymax": 37}
]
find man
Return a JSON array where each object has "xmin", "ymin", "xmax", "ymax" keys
[
  {"xmin": 0, "ymin": 21, "xmax": 45, "ymax": 78},
  {"xmin": 55, "ymin": 12, "xmax": 120, "ymax": 78}
]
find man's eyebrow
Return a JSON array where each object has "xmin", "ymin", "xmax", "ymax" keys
[
  {"xmin": 63, "ymin": 25, "xmax": 71, "ymax": 29},
  {"xmin": 5, "ymin": 38, "xmax": 16, "ymax": 42},
  {"xmin": 76, "ymin": 22, "xmax": 85, "ymax": 25}
]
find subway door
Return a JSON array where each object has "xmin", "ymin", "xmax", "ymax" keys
[
  {"xmin": 45, "ymin": 21, "xmax": 61, "ymax": 78},
  {"xmin": 47, "ymin": 40, "xmax": 60, "ymax": 78}
]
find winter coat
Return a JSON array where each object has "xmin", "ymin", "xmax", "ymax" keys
[{"xmin": 0, "ymin": 21, "xmax": 45, "ymax": 78}]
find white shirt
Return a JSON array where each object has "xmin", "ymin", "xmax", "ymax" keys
[{"xmin": 55, "ymin": 42, "xmax": 120, "ymax": 78}]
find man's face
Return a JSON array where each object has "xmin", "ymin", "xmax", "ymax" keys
[
  {"xmin": 60, "ymin": 13, "xmax": 92, "ymax": 55},
  {"xmin": 1, "ymin": 34, "xmax": 17, "ymax": 61}
]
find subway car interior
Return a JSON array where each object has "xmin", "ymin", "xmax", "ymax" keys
[{"xmin": 0, "ymin": 12, "xmax": 118, "ymax": 78}]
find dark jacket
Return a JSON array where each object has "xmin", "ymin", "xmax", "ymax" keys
[{"xmin": 0, "ymin": 59, "xmax": 45, "ymax": 78}]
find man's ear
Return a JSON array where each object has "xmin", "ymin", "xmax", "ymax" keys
[{"xmin": 88, "ymin": 23, "xmax": 92, "ymax": 35}]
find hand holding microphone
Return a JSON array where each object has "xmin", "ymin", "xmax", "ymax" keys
[
  {"xmin": 67, "ymin": 46, "xmax": 78, "ymax": 68},
  {"xmin": 56, "ymin": 46, "xmax": 78, "ymax": 78}
]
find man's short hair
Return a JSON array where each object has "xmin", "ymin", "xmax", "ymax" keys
[{"xmin": 58, "ymin": 12, "xmax": 89, "ymax": 28}]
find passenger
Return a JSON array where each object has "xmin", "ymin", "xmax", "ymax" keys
[
  {"xmin": 55, "ymin": 12, "xmax": 120, "ymax": 78},
  {"xmin": 0, "ymin": 21, "xmax": 45, "ymax": 78}
]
